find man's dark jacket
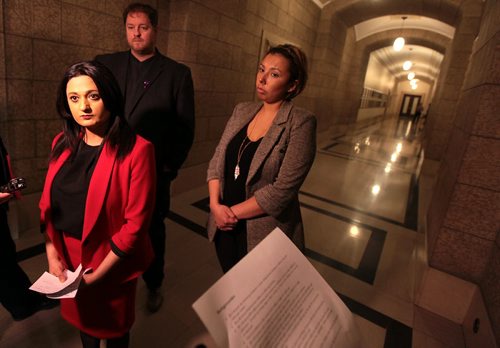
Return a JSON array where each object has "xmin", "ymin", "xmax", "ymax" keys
[{"xmin": 95, "ymin": 50, "xmax": 195, "ymax": 180}]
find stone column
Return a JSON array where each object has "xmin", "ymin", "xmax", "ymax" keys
[{"xmin": 424, "ymin": 0, "xmax": 484, "ymax": 161}]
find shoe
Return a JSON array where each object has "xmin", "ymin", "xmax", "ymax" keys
[
  {"xmin": 146, "ymin": 289, "xmax": 163, "ymax": 313},
  {"xmin": 12, "ymin": 297, "xmax": 59, "ymax": 321},
  {"xmin": 37, "ymin": 297, "xmax": 59, "ymax": 311}
]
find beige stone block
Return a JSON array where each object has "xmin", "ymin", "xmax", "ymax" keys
[
  {"xmin": 212, "ymin": 68, "xmax": 239, "ymax": 93},
  {"xmin": 207, "ymin": 116, "xmax": 231, "ymax": 142},
  {"xmin": 0, "ymin": 0, "xmax": 3, "ymax": 30},
  {"xmin": 104, "ymin": 0, "xmax": 129, "ymax": 17},
  {"xmin": 4, "ymin": 0, "xmax": 32, "ymax": 35},
  {"xmin": 452, "ymin": 33, "xmax": 477, "ymax": 53},
  {"xmin": 0, "ymin": 33, "xmax": 5, "ymax": 79},
  {"xmin": 462, "ymin": 281, "xmax": 498, "ymax": 348},
  {"xmin": 183, "ymin": 140, "xmax": 217, "ymax": 167},
  {"xmin": 246, "ymin": 0, "xmax": 259, "ymax": 14},
  {"xmin": 33, "ymin": 40, "xmax": 97, "ymax": 81},
  {"xmin": 101, "ymin": 16, "xmax": 126, "ymax": 52},
  {"xmin": 36, "ymin": 119, "xmax": 61, "ymax": 157},
  {"xmin": 242, "ymin": 11, "xmax": 263, "ymax": 35},
  {"xmin": 189, "ymin": 63, "xmax": 215, "ymax": 92},
  {"xmin": 197, "ymin": 39, "xmax": 232, "ymax": 69},
  {"xmin": 472, "ymin": 85, "xmax": 500, "ymax": 138},
  {"xmin": 444, "ymin": 184, "xmax": 500, "ymax": 240},
  {"xmin": 7, "ymin": 79, "xmax": 33, "ymax": 120},
  {"xmin": 468, "ymin": 34, "xmax": 500, "ymax": 87},
  {"xmin": 276, "ymin": 10, "xmax": 294, "ymax": 31},
  {"xmin": 459, "ymin": 136, "xmax": 500, "ymax": 191},
  {"xmin": 238, "ymin": 72, "xmax": 255, "ymax": 94},
  {"xmin": 185, "ymin": 2, "xmax": 220, "ymax": 39},
  {"xmin": 257, "ymin": 0, "xmax": 279, "ymax": 23},
  {"xmin": 195, "ymin": 91, "xmax": 229, "ymax": 118},
  {"xmin": 229, "ymin": 46, "xmax": 244, "ymax": 72},
  {"xmin": 414, "ymin": 268, "xmax": 477, "ymax": 348},
  {"xmin": 61, "ymin": 4, "xmax": 117, "ymax": 50},
  {"xmin": 200, "ymin": 0, "xmax": 244, "ymax": 20},
  {"xmin": 480, "ymin": 245, "xmax": 500, "ymax": 343},
  {"xmin": 172, "ymin": 162, "xmax": 208, "ymax": 195},
  {"xmin": 460, "ymin": 0, "xmax": 485, "ymax": 18},
  {"xmin": 0, "ymin": 82, "xmax": 6, "ymax": 122},
  {"xmin": 193, "ymin": 116, "xmax": 208, "ymax": 142},
  {"xmin": 5, "ymin": 34, "xmax": 32, "ymax": 79},
  {"xmin": 426, "ymin": 160, "xmax": 459, "ymax": 253},
  {"xmin": 168, "ymin": 1, "xmax": 189, "ymax": 31},
  {"xmin": 218, "ymin": 16, "xmax": 246, "ymax": 46},
  {"xmin": 456, "ymin": 16, "xmax": 481, "ymax": 36},
  {"xmin": 62, "ymin": 0, "xmax": 106, "ymax": 11},
  {"xmin": 449, "ymin": 52, "xmax": 472, "ymax": 70},
  {"xmin": 242, "ymin": 33, "xmax": 261, "ymax": 56},
  {"xmin": 243, "ymin": 52, "xmax": 258, "ymax": 74},
  {"xmin": 431, "ymin": 227, "xmax": 493, "ymax": 282},
  {"xmin": 270, "ymin": 0, "xmax": 289, "ymax": 11},
  {"xmin": 414, "ymin": 298, "xmax": 465, "ymax": 348},
  {"xmin": 33, "ymin": 0, "xmax": 61, "ymax": 40},
  {"xmin": 33, "ymin": 81, "xmax": 59, "ymax": 119},
  {"xmin": 166, "ymin": 31, "xmax": 198, "ymax": 63},
  {"xmin": 6, "ymin": 120, "xmax": 36, "ymax": 159},
  {"xmin": 473, "ymin": 0, "xmax": 500, "ymax": 50}
]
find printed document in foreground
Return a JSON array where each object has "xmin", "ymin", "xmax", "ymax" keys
[{"xmin": 193, "ymin": 228, "xmax": 361, "ymax": 348}]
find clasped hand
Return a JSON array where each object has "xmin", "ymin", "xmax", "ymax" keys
[
  {"xmin": 211, "ymin": 203, "xmax": 238, "ymax": 231},
  {"xmin": 48, "ymin": 255, "xmax": 97, "ymax": 287}
]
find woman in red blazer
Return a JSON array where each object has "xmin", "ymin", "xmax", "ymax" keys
[{"xmin": 39, "ymin": 61, "xmax": 155, "ymax": 347}]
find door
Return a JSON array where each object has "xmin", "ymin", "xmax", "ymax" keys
[{"xmin": 399, "ymin": 94, "xmax": 421, "ymax": 117}]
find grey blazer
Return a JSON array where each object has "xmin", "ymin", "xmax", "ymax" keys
[{"xmin": 207, "ymin": 101, "xmax": 316, "ymax": 251}]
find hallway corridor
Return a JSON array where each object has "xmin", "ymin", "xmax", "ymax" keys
[{"xmin": 1, "ymin": 114, "xmax": 434, "ymax": 347}]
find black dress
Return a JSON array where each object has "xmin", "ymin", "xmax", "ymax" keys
[{"xmin": 215, "ymin": 124, "xmax": 262, "ymax": 273}]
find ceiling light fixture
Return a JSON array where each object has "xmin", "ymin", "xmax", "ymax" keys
[
  {"xmin": 393, "ymin": 16, "xmax": 407, "ymax": 52},
  {"xmin": 407, "ymin": 71, "xmax": 415, "ymax": 80},
  {"xmin": 403, "ymin": 60, "xmax": 412, "ymax": 70}
]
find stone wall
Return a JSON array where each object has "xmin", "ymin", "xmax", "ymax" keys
[
  {"xmin": 426, "ymin": 0, "xmax": 500, "ymax": 343},
  {"xmin": 0, "ymin": 0, "xmax": 323, "ymax": 194}
]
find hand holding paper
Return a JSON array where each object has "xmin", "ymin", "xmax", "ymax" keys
[{"xmin": 30, "ymin": 264, "xmax": 92, "ymax": 299}]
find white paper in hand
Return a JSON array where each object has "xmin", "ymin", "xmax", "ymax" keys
[{"xmin": 29, "ymin": 264, "xmax": 92, "ymax": 299}]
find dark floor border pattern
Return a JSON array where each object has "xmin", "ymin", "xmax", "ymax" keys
[{"xmin": 191, "ymin": 197, "xmax": 385, "ymax": 285}]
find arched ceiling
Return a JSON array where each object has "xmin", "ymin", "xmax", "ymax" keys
[
  {"xmin": 308, "ymin": 1, "xmax": 461, "ymax": 90},
  {"xmin": 356, "ymin": 14, "xmax": 451, "ymax": 86},
  {"xmin": 371, "ymin": 44, "xmax": 444, "ymax": 83},
  {"xmin": 354, "ymin": 15, "xmax": 455, "ymax": 41}
]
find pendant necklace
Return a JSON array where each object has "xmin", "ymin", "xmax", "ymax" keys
[{"xmin": 234, "ymin": 115, "xmax": 259, "ymax": 180}]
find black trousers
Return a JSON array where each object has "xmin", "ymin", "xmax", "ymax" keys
[
  {"xmin": 0, "ymin": 208, "xmax": 41, "ymax": 319},
  {"xmin": 214, "ymin": 224, "xmax": 247, "ymax": 274},
  {"xmin": 142, "ymin": 180, "xmax": 170, "ymax": 291}
]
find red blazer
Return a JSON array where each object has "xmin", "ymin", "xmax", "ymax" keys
[{"xmin": 39, "ymin": 134, "xmax": 156, "ymax": 283}]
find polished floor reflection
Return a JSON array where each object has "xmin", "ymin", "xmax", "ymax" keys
[{"xmin": 1, "ymin": 115, "xmax": 431, "ymax": 347}]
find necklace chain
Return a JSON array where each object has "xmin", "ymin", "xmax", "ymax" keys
[{"xmin": 234, "ymin": 114, "xmax": 260, "ymax": 180}]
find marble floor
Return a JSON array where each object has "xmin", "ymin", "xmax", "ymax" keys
[{"xmin": 1, "ymin": 115, "xmax": 438, "ymax": 347}]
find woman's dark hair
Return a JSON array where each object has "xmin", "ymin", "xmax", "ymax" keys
[
  {"xmin": 52, "ymin": 61, "xmax": 135, "ymax": 161},
  {"xmin": 123, "ymin": 3, "xmax": 158, "ymax": 28},
  {"xmin": 266, "ymin": 44, "xmax": 308, "ymax": 100}
]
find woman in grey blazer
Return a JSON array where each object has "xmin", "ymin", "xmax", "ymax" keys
[{"xmin": 207, "ymin": 44, "xmax": 316, "ymax": 273}]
